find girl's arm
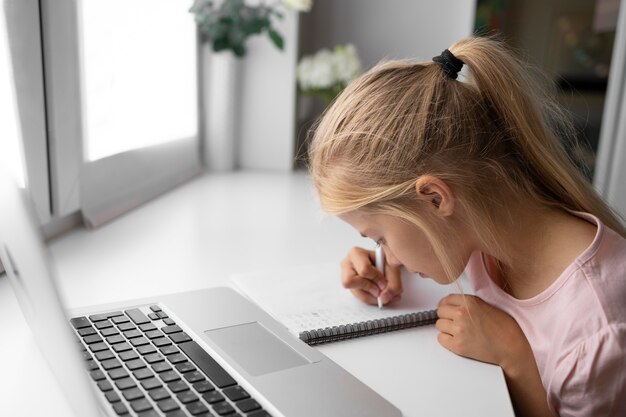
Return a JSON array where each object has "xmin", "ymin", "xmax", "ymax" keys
[{"xmin": 436, "ymin": 294, "xmax": 554, "ymax": 417}]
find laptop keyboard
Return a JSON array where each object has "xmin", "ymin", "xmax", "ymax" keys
[{"xmin": 71, "ymin": 305, "xmax": 272, "ymax": 417}]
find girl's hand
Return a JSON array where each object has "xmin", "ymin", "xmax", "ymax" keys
[
  {"xmin": 436, "ymin": 294, "xmax": 532, "ymax": 371},
  {"xmin": 340, "ymin": 246, "xmax": 403, "ymax": 306}
]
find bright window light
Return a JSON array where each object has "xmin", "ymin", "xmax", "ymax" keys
[
  {"xmin": 0, "ymin": 10, "xmax": 26, "ymax": 188},
  {"xmin": 79, "ymin": 0, "xmax": 198, "ymax": 161}
]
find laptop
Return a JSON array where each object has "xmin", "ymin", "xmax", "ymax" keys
[{"xmin": 0, "ymin": 173, "xmax": 401, "ymax": 417}]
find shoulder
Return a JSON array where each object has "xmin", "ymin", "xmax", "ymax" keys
[{"xmin": 548, "ymin": 323, "xmax": 626, "ymax": 416}]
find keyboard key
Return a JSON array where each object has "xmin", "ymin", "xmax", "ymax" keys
[
  {"xmin": 148, "ymin": 387, "xmax": 171, "ymax": 401},
  {"xmin": 119, "ymin": 350, "xmax": 139, "ymax": 361},
  {"xmin": 140, "ymin": 323, "xmax": 158, "ymax": 332},
  {"xmin": 144, "ymin": 353, "xmax": 165, "ymax": 364},
  {"xmin": 112, "ymin": 402, "xmax": 129, "ymax": 415},
  {"xmin": 82, "ymin": 350, "xmax": 93, "ymax": 361},
  {"xmin": 165, "ymin": 411, "xmax": 187, "ymax": 417},
  {"xmin": 78, "ymin": 326, "xmax": 97, "ymax": 337},
  {"xmin": 137, "ymin": 345, "xmax": 157, "ymax": 355},
  {"xmin": 126, "ymin": 358, "xmax": 146, "ymax": 371},
  {"xmin": 105, "ymin": 391, "xmax": 121, "ymax": 403},
  {"xmin": 123, "ymin": 329, "xmax": 142, "ymax": 339},
  {"xmin": 163, "ymin": 318, "xmax": 176, "ymax": 326},
  {"xmin": 161, "ymin": 325, "xmax": 182, "ymax": 335},
  {"xmin": 122, "ymin": 387, "xmax": 144, "ymax": 401},
  {"xmin": 160, "ymin": 346, "xmax": 179, "ymax": 356},
  {"xmin": 179, "ymin": 341, "xmax": 237, "ymax": 388},
  {"xmin": 112, "ymin": 316, "xmax": 130, "ymax": 325},
  {"xmin": 90, "ymin": 311, "xmax": 123, "ymax": 322},
  {"xmin": 115, "ymin": 377, "xmax": 137, "ymax": 390},
  {"xmin": 168, "ymin": 380, "xmax": 189, "ymax": 393},
  {"xmin": 248, "ymin": 410, "xmax": 271, "ymax": 417},
  {"xmin": 108, "ymin": 368, "xmax": 130, "ymax": 380},
  {"xmin": 86, "ymin": 360, "xmax": 99, "ymax": 371},
  {"xmin": 133, "ymin": 368, "xmax": 154, "ymax": 380},
  {"xmin": 97, "ymin": 380, "xmax": 113, "ymax": 392},
  {"xmin": 236, "ymin": 398, "xmax": 261, "ymax": 413},
  {"xmin": 202, "ymin": 391, "xmax": 225, "ymax": 404},
  {"xmin": 183, "ymin": 371, "xmax": 205, "ymax": 383},
  {"xmin": 113, "ymin": 343, "xmax": 133, "ymax": 353},
  {"xmin": 126, "ymin": 308, "xmax": 150, "ymax": 325},
  {"xmin": 117, "ymin": 323, "xmax": 136, "ymax": 332},
  {"xmin": 130, "ymin": 337, "xmax": 150, "ymax": 347},
  {"xmin": 148, "ymin": 313, "xmax": 160, "ymax": 320},
  {"xmin": 186, "ymin": 401, "xmax": 210, "ymax": 416},
  {"xmin": 101, "ymin": 327, "xmax": 120, "ymax": 337},
  {"xmin": 144, "ymin": 330, "xmax": 163, "ymax": 340},
  {"xmin": 167, "ymin": 353, "xmax": 187, "ymax": 364},
  {"xmin": 130, "ymin": 399, "xmax": 153, "ymax": 413},
  {"xmin": 95, "ymin": 350, "xmax": 116, "ymax": 362},
  {"xmin": 153, "ymin": 337, "xmax": 172, "ymax": 347},
  {"xmin": 212, "ymin": 401, "xmax": 236, "ymax": 416},
  {"xmin": 223, "ymin": 386, "xmax": 250, "ymax": 402},
  {"xmin": 88, "ymin": 313, "xmax": 109, "ymax": 322},
  {"xmin": 138, "ymin": 411, "xmax": 159, "ymax": 417},
  {"xmin": 70, "ymin": 316, "xmax": 91, "ymax": 329},
  {"xmin": 152, "ymin": 362, "xmax": 173, "ymax": 373},
  {"xmin": 192, "ymin": 380, "xmax": 215, "ymax": 393},
  {"xmin": 95, "ymin": 320, "xmax": 113, "ymax": 330},
  {"xmin": 106, "ymin": 334, "xmax": 126, "ymax": 345},
  {"xmin": 176, "ymin": 391, "xmax": 199, "ymax": 404},
  {"xmin": 159, "ymin": 370, "xmax": 180, "ymax": 383},
  {"xmin": 169, "ymin": 332, "xmax": 191, "ymax": 344},
  {"xmin": 176, "ymin": 362, "xmax": 196, "ymax": 374},
  {"xmin": 157, "ymin": 311, "xmax": 169, "ymax": 319},
  {"xmin": 90, "ymin": 369, "xmax": 106, "ymax": 381},
  {"xmin": 101, "ymin": 358, "xmax": 122, "ymax": 370},
  {"xmin": 89, "ymin": 342, "xmax": 109, "ymax": 353},
  {"xmin": 150, "ymin": 305, "xmax": 162, "ymax": 313},
  {"xmin": 157, "ymin": 398, "xmax": 180, "ymax": 413},
  {"xmin": 82, "ymin": 334, "xmax": 103, "ymax": 344},
  {"xmin": 141, "ymin": 377, "xmax": 163, "ymax": 390}
]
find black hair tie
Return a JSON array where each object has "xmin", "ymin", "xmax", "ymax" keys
[{"xmin": 432, "ymin": 49, "xmax": 464, "ymax": 80}]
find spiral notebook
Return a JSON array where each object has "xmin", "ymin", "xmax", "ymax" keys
[{"xmin": 230, "ymin": 263, "xmax": 468, "ymax": 345}]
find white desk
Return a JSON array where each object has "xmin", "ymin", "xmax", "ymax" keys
[{"xmin": 0, "ymin": 171, "xmax": 514, "ymax": 416}]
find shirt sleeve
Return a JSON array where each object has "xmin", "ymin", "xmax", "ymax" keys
[{"xmin": 547, "ymin": 323, "xmax": 626, "ymax": 417}]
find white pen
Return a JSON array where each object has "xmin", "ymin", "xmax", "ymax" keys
[{"xmin": 375, "ymin": 242, "xmax": 385, "ymax": 309}]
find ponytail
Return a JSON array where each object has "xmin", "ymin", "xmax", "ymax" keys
[{"xmin": 449, "ymin": 37, "xmax": 626, "ymax": 237}]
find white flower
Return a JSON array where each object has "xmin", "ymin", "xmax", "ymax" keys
[
  {"xmin": 297, "ymin": 44, "xmax": 362, "ymax": 91},
  {"xmin": 297, "ymin": 49, "xmax": 335, "ymax": 90},
  {"xmin": 281, "ymin": 0, "xmax": 313, "ymax": 12},
  {"xmin": 331, "ymin": 44, "xmax": 361, "ymax": 84}
]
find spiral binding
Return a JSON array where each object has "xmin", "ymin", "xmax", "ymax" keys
[{"xmin": 299, "ymin": 309, "xmax": 438, "ymax": 346}]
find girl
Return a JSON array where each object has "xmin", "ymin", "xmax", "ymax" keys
[{"xmin": 308, "ymin": 37, "xmax": 626, "ymax": 417}]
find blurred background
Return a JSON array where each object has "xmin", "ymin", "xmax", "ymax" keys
[{"xmin": 1, "ymin": 0, "xmax": 624, "ymax": 241}]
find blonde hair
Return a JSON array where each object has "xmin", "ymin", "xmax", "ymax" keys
[{"xmin": 308, "ymin": 36, "xmax": 626, "ymax": 283}]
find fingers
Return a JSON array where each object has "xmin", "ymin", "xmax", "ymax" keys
[
  {"xmin": 340, "ymin": 247, "xmax": 386, "ymax": 299},
  {"xmin": 379, "ymin": 264, "xmax": 402, "ymax": 305}
]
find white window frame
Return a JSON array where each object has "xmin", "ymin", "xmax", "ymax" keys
[
  {"xmin": 40, "ymin": 0, "xmax": 203, "ymax": 228},
  {"xmin": 4, "ymin": 0, "xmax": 51, "ymax": 224}
]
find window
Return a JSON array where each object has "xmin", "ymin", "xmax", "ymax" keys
[
  {"xmin": 0, "ymin": 8, "xmax": 25, "ymax": 188},
  {"xmin": 41, "ymin": 0, "xmax": 202, "ymax": 227},
  {"xmin": 79, "ymin": 1, "xmax": 198, "ymax": 161}
]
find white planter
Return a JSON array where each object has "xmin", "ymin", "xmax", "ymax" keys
[{"xmin": 203, "ymin": 44, "xmax": 240, "ymax": 171}]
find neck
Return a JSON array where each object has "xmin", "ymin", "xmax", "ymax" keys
[{"xmin": 481, "ymin": 203, "xmax": 597, "ymax": 300}]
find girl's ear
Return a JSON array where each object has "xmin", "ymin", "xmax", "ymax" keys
[{"xmin": 414, "ymin": 176, "xmax": 455, "ymax": 217}]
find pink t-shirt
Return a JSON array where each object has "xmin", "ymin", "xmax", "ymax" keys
[{"xmin": 465, "ymin": 212, "xmax": 626, "ymax": 416}]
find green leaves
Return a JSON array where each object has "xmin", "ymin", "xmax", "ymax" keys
[
  {"xmin": 190, "ymin": 0, "xmax": 290, "ymax": 58},
  {"xmin": 267, "ymin": 27, "xmax": 284, "ymax": 50}
]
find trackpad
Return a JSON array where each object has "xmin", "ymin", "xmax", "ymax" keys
[{"xmin": 204, "ymin": 322, "xmax": 311, "ymax": 376}]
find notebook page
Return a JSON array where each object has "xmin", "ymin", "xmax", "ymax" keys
[{"xmin": 231, "ymin": 263, "xmax": 470, "ymax": 336}]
